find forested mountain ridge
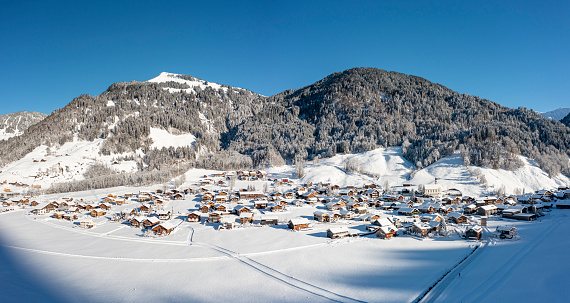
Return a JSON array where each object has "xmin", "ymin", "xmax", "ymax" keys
[
  {"xmin": 0, "ymin": 111, "xmax": 47, "ymax": 140},
  {"xmin": 562, "ymin": 112, "xmax": 570, "ymax": 127},
  {"xmin": 0, "ymin": 68, "xmax": 568, "ymax": 179}
]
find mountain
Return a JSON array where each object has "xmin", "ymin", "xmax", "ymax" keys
[
  {"xmin": 562, "ymin": 112, "xmax": 570, "ymax": 127},
  {"xmin": 0, "ymin": 111, "xmax": 47, "ymax": 141},
  {"xmin": 540, "ymin": 108, "xmax": 570, "ymax": 121},
  {"xmin": 0, "ymin": 68, "xmax": 568, "ymax": 191}
]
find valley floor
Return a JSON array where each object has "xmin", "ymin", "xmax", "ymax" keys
[{"xmin": 1, "ymin": 204, "xmax": 569, "ymax": 302}]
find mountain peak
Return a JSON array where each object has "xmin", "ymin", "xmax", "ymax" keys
[{"xmin": 147, "ymin": 72, "xmax": 225, "ymax": 91}]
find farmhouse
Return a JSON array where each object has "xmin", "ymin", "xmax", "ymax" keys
[
  {"xmin": 476, "ymin": 205, "xmax": 498, "ymax": 216},
  {"xmin": 238, "ymin": 191, "xmax": 264, "ymax": 200},
  {"xmin": 447, "ymin": 212, "xmax": 468, "ymax": 224},
  {"xmin": 314, "ymin": 211, "xmax": 330, "ymax": 222},
  {"xmin": 130, "ymin": 217, "xmax": 144, "ymax": 227},
  {"xmin": 142, "ymin": 217, "xmax": 160, "ymax": 228},
  {"xmin": 90, "ymin": 209, "xmax": 106, "ymax": 217}
]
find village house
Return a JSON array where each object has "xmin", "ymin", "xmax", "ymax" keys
[
  {"xmin": 130, "ymin": 217, "xmax": 145, "ymax": 227},
  {"xmin": 254, "ymin": 200, "xmax": 269, "ymax": 209},
  {"xmin": 152, "ymin": 221, "xmax": 177, "ymax": 236},
  {"xmin": 261, "ymin": 215, "xmax": 279, "ymax": 225},
  {"xmin": 157, "ymin": 211, "xmax": 171, "ymax": 220},
  {"xmin": 327, "ymin": 226, "xmax": 350, "ymax": 239},
  {"xmin": 239, "ymin": 212, "xmax": 254, "ymax": 224},
  {"xmin": 234, "ymin": 205, "xmax": 251, "ymax": 215},
  {"xmin": 90, "ymin": 209, "xmax": 106, "ymax": 217},
  {"xmin": 220, "ymin": 216, "xmax": 237, "ymax": 229},
  {"xmin": 142, "ymin": 217, "xmax": 160, "ymax": 228},
  {"xmin": 208, "ymin": 212, "xmax": 222, "ymax": 223},
  {"xmin": 288, "ymin": 218, "xmax": 311, "ymax": 231},
  {"xmin": 447, "ymin": 212, "xmax": 468, "ymax": 224},
  {"xmin": 466, "ymin": 225, "xmax": 482, "ymax": 240},
  {"xmin": 476, "ymin": 205, "xmax": 498, "ymax": 216},
  {"xmin": 79, "ymin": 219, "xmax": 94, "ymax": 229},
  {"xmin": 187, "ymin": 211, "xmax": 202, "ymax": 222},
  {"xmin": 376, "ymin": 225, "xmax": 398, "ymax": 239},
  {"xmin": 496, "ymin": 225, "xmax": 517, "ymax": 239}
]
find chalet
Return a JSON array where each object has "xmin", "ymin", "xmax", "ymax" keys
[
  {"xmin": 290, "ymin": 199, "xmax": 304, "ymax": 207},
  {"xmin": 84, "ymin": 204, "xmax": 98, "ymax": 211},
  {"xmin": 325, "ymin": 200, "xmax": 344, "ymax": 211},
  {"xmin": 201, "ymin": 194, "xmax": 213, "ymax": 202},
  {"xmin": 220, "ymin": 216, "xmax": 236, "ymax": 229},
  {"xmin": 172, "ymin": 193, "xmax": 184, "ymax": 200},
  {"xmin": 234, "ymin": 205, "xmax": 251, "ymax": 215},
  {"xmin": 187, "ymin": 211, "xmax": 202, "ymax": 222},
  {"xmin": 130, "ymin": 216, "xmax": 145, "ymax": 227},
  {"xmin": 214, "ymin": 195, "xmax": 227, "ymax": 203},
  {"xmin": 142, "ymin": 217, "xmax": 160, "ymax": 228},
  {"xmin": 114, "ymin": 199, "xmax": 126, "ymax": 205},
  {"xmin": 271, "ymin": 204, "xmax": 284, "ymax": 212},
  {"xmin": 465, "ymin": 225, "xmax": 482, "ymax": 240},
  {"xmin": 90, "ymin": 209, "xmax": 106, "ymax": 217},
  {"xmin": 283, "ymin": 191, "xmax": 295, "ymax": 199},
  {"xmin": 52, "ymin": 212, "xmax": 65, "ymax": 219},
  {"xmin": 208, "ymin": 212, "xmax": 222, "ymax": 223},
  {"xmin": 157, "ymin": 211, "xmax": 171, "ymax": 220},
  {"xmin": 327, "ymin": 226, "xmax": 350, "ymax": 239},
  {"xmin": 409, "ymin": 222, "xmax": 431, "ymax": 237},
  {"xmin": 417, "ymin": 202, "xmax": 438, "ymax": 214},
  {"xmin": 32, "ymin": 202, "xmax": 56, "ymax": 215},
  {"xmin": 339, "ymin": 210, "xmax": 355, "ymax": 220},
  {"xmin": 239, "ymin": 212, "xmax": 254, "ymax": 224},
  {"xmin": 463, "ymin": 204, "xmax": 477, "ymax": 215},
  {"xmin": 79, "ymin": 219, "xmax": 94, "ymax": 229},
  {"xmin": 364, "ymin": 189, "xmax": 380, "ymax": 199},
  {"xmin": 238, "ymin": 191, "xmax": 264, "ymax": 200},
  {"xmin": 152, "ymin": 221, "xmax": 177, "ymax": 236},
  {"xmin": 314, "ymin": 211, "xmax": 330, "ymax": 222},
  {"xmin": 376, "ymin": 225, "xmax": 398, "ymax": 239},
  {"xmin": 420, "ymin": 214, "xmax": 442, "ymax": 223},
  {"xmin": 358, "ymin": 213, "xmax": 380, "ymax": 222},
  {"xmin": 261, "ymin": 215, "xmax": 279, "ymax": 225},
  {"xmin": 288, "ymin": 218, "xmax": 310, "ymax": 231},
  {"xmin": 254, "ymin": 200, "xmax": 269, "ymax": 209},
  {"xmin": 447, "ymin": 212, "xmax": 468, "ymax": 224},
  {"xmin": 200, "ymin": 205, "xmax": 211, "ymax": 213},
  {"xmin": 556, "ymin": 200, "xmax": 570, "ymax": 209},
  {"xmin": 139, "ymin": 204, "xmax": 152, "ymax": 214},
  {"xmin": 397, "ymin": 207, "xmax": 419, "ymax": 217},
  {"xmin": 476, "ymin": 205, "xmax": 498, "ymax": 216},
  {"xmin": 62, "ymin": 213, "xmax": 78, "ymax": 221},
  {"xmin": 99, "ymin": 203, "xmax": 112, "ymax": 211},
  {"xmin": 214, "ymin": 204, "xmax": 227, "ymax": 212},
  {"xmin": 354, "ymin": 206, "xmax": 368, "ymax": 215}
]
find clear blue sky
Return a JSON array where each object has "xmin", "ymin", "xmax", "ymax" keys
[{"xmin": 1, "ymin": 0, "xmax": 568, "ymax": 116}]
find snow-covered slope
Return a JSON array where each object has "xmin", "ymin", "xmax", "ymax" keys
[
  {"xmin": 148, "ymin": 72, "xmax": 229, "ymax": 92},
  {"xmin": 149, "ymin": 128, "xmax": 196, "ymax": 149},
  {"xmin": 0, "ymin": 111, "xmax": 47, "ymax": 140}
]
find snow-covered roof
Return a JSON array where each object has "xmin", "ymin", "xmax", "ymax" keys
[{"xmin": 289, "ymin": 218, "xmax": 310, "ymax": 225}]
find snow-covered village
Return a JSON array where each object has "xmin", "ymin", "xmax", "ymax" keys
[{"xmin": 1, "ymin": 144, "xmax": 570, "ymax": 302}]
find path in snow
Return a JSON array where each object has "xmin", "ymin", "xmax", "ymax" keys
[
  {"xmin": 416, "ymin": 240, "xmax": 488, "ymax": 303},
  {"xmin": 457, "ymin": 217, "xmax": 563, "ymax": 303},
  {"xmin": 205, "ymin": 243, "xmax": 367, "ymax": 303}
]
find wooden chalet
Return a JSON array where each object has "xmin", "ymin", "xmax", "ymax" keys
[
  {"xmin": 271, "ymin": 204, "xmax": 284, "ymax": 212},
  {"xmin": 239, "ymin": 212, "xmax": 254, "ymax": 224},
  {"xmin": 261, "ymin": 215, "xmax": 279, "ymax": 225},
  {"xmin": 200, "ymin": 205, "xmax": 211, "ymax": 213},
  {"xmin": 187, "ymin": 211, "xmax": 202, "ymax": 222},
  {"xmin": 465, "ymin": 225, "xmax": 482, "ymax": 240},
  {"xmin": 234, "ymin": 205, "xmax": 251, "ymax": 215},
  {"xmin": 254, "ymin": 200, "xmax": 269, "ymax": 209},
  {"xmin": 288, "ymin": 218, "xmax": 310, "ymax": 231},
  {"xmin": 327, "ymin": 226, "xmax": 350, "ymax": 239},
  {"xmin": 376, "ymin": 225, "xmax": 397, "ymax": 239},
  {"xmin": 208, "ymin": 212, "xmax": 222, "ymax": 223},
  {"xmin": 476, "ymin": 205, "xmax": 498, "ymax": 216},
  {"xmin": 63, "ymin": 213, "xmax": 78, "ymax": 221},
  {"xmin": 157, "ymin": 211, "xmax": 171, "ymax": 220},
  {"xmin": 313, "ymin": 211, "xmax": 330, "ymax": 222},
  {"xmin": 447, "ymin": 212, "xmax": 468, "ymax": 224},
  {"xmin": 152, "ymin": 221, "xmax": 177, "ymax": 236},
  {"xmin": 238, "ymin": 191, "xmax": 264, "ymax": 200},
  {"xmin": 130, "ymin": 217, "xmax": 144, "ymax": 227},
  {"xmin": 142, "ymin": 217, "xmax": 160, "ymax": 228},
  {"xmin": 52, "ymin": 212, "xmax": 65, "ymax": 219},
  {"xmin": 90, "ymin": 209, "xmax": 105, "ymax": 217}
]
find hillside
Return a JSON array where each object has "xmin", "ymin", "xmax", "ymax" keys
[
  {"xmin": 562, "ymin": 112, "xmax": 570, "ymax": 127},
  {"xmin": 0, "ymin": 68, "xmax": 568, "ymax": 192},
  {"xmin": 0, "ymin": 111, "xmax": 47, "ymax": 140},
  {"xmin": 541, "ymin": 107, "xmax": 570, "ymax": 121}
]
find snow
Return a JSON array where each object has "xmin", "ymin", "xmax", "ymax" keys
[
  {"xmin": 148, "ymin": 127, "xmax": 196, "ymax": 149},
  {"xmin": 106, "ymin": 100, "xmax": 115, "ymax": 107},
  {"xmin": 148, "ymin": 72, "xmax": 228, "ymax": 93}
]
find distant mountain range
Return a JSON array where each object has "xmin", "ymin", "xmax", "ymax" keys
[
  {"xmin": 540, "ymin": 108, "xmax": 570, "ymax": 121},
  {"xmin": 0, "ymin": 68, "xmax": 568, "ymax": 181},
  {"xmin": 0, "ymin": 111, "xmax": 47, "ymax": 141}
]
